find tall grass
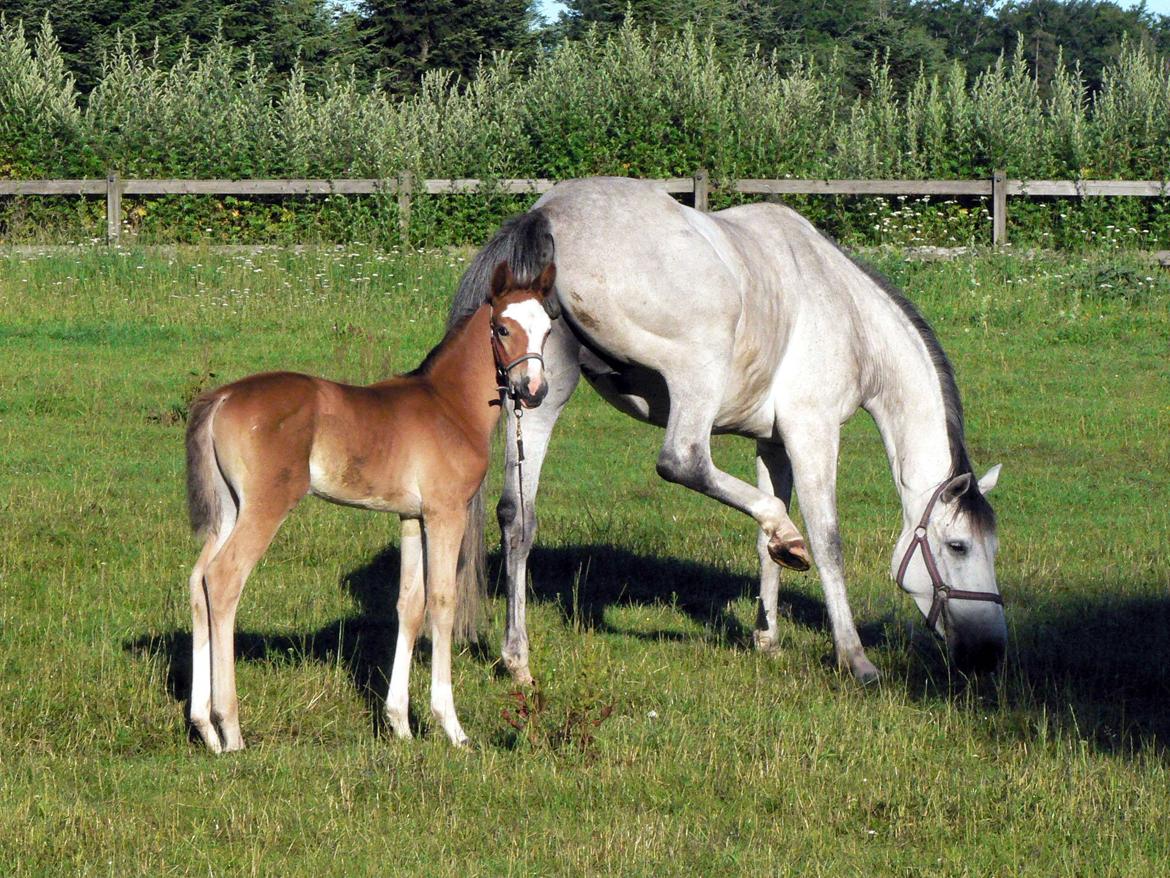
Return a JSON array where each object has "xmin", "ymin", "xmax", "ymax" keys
[{"xmin": 2, "ymin": 17, "xmax": 1170, "ymax": 245}]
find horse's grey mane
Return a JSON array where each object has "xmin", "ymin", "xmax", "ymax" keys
[
  {"xmin": 832, "ymin": 242, "xmax": 996, "ymax": 529},
  {"xmin": 449, "ymin": 209, "xmax": 555, "ymax": 328}
]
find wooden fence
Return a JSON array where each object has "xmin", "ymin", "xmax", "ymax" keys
[{"xmin": 2, "ymin": 169, "xmax": 1169, "ymax": 246}]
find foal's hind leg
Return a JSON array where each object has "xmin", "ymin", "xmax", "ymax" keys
[
  {"xmin": 753, "ymin": 440, "xmax": 796, "ymax": 655},
  {"xmin": 203, "ymin": 501, "xmax": 291, "ymax": 751},
  {"xmin": 385, "ymin": 518, "xmax": 424, "ymax": 739},
  {"xmin": 498, "ymin": 330, "xmax": 581, "ymax": 686},
  {"xmin": 424, "ymin": 512, "xmax": 470, "ymax": 745},
  {"xmin": 654, "ymin": 375, "xmax": 809, "ymax": 570},
  {"xmin": 189, "ymin": 535, "xmax": 224, "ymax": 752}
]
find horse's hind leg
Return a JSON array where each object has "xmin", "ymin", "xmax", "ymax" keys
[
  {"xmin": 654, "ymin": 375, "xmax": 809, "ymax": 570},
  {"xmin": 753, "ymin": 440, "xmax": 795, "ymax": 655},
  {"xmin": 385, "ymin": 517, "xmax": 424, "ymax": 739},
  {"xmin": 498, "ymin": 330, "xmax": 580, "ymax": 686},
  {"xmin": 203, "ymin": 501, "xmax": 290, "ymax": 751}
]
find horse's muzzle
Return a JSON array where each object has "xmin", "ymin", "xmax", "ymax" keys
[{"xmin": 948, "ymin": 628, "xmax": 1007, "ymax": 675}]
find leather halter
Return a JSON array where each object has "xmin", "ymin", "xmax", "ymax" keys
[
  {"xmin": 490, "ymin": 324, "xmax": 544, "ymax": 402},
  {"xmin": 896, "ymin": 479, "xmax": 1004, "ymax": 630}
]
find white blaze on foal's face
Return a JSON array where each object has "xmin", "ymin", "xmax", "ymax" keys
[{"xmin": 495, "ymin": 297, "xmax": 552, "ymax": 404}]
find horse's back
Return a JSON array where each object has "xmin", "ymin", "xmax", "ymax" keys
[{"xmin": 536, "ymin": 178, "xmax": 751, "ymax": 368}]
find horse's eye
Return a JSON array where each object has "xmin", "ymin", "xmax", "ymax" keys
[
  {"xmin": 946, "ymin": 541, "xmax": 969, "ymax": 555},
  {"xmin": 495, "ymin": 325, "xmax": 509, "ymax": 337}
]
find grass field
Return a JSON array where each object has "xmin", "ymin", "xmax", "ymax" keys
[{"xmin": 0, "ymin": 244, "xmax": 1167, "ymax": 875}]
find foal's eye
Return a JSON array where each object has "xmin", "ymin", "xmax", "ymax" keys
[
  {"xmin": 495, "ymin": 325, "xmax": 509, "ymax": 337},
  {"xmin": 946, "ymin": 541, "xmax": 969, "ymax": 555}
]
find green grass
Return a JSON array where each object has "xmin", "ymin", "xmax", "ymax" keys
[{"xmin": 0, "ymin": 244, "xmax": 1167, "ymax": 875}]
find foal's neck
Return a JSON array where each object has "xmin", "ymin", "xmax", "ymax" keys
[{"xmin": 415, "ymin": 304, "xmax": 502, "ymax": 439}]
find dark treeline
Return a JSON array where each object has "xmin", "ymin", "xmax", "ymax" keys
[{"xmin": 1, "ymin": 0, "xmax": 1168, "ymax": 94}]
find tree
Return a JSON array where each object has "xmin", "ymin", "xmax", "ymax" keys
[
  {"xmin": 358, "ymin": 0, "xmax": 537, "ymax": 91},
  {"xmin": 0, "ymin": 0, "xmax": 370, "ymax": 92}
]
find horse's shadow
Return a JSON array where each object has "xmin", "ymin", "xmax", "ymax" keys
[{"xmin": 126, "ymin": 545, "xmax": 1170, "ymax": 755}]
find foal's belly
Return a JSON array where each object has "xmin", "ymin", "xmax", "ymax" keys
[{"xmin": 307, "ymin": 447, "xmax": 423, "ymax": 516}]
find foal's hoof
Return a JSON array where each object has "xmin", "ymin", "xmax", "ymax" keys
[{"xmin": 768, "ymin": 536, "xmax": 811, "ymax": 571}]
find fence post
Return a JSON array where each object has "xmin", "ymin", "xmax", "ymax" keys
[
  {"xmin": 106, "ymin": 170, "xmax": 122, "ymax": 246},
  {"xmin": 693, "ymin": 168, "xmax": 710, "ymax": 212},
  {"xmin": 397, "ymin": 171, "xmax": 413, "ymax": 247},
  {"xmin": 992, "ymin": 168, "xmax": 1007, "ymax": 246}
]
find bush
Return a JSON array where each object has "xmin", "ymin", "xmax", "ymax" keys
[{"xmin": 2, "ymin": 18, "xmax": 1169, "ymax": 246}]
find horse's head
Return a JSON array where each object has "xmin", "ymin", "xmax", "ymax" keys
[
  {"xmin": 489, "ymin": 260, "xmax": 558, "ymax": 408},
  {"xmin": 893, "ymin": 465, "xmax": 1006, "ymax": 674}
]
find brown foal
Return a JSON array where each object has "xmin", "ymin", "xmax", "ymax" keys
[{"xmin": 184, "ymin": 261, "xmax": 556, "ymax": 751}]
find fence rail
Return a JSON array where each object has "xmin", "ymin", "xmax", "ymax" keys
[{"xmin": 2, "ymin": 170, "xmax": 1168, "ymax": 246}]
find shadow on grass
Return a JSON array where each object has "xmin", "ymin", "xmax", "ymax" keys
[
  {"xmin": 127, "ymin": 543, "xmax": 1170, "ymax": 755},
  {"xmin": 899, "ymin": 582, "xmax": 1170, "ymax": 755}
]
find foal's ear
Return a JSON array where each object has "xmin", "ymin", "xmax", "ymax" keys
[
  {"xmin": 535, "ymin": 262, "xmax": 556, "ymax": 295},
  {"xmin": 535, "ymin": 263, "xmax": 560, "ymax": 318},
  {"xmin": 490, "ymin": 260, "xmax": 514, "ymax": 299}
]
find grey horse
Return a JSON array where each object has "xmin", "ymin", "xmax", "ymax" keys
[{"xmin": 450, "ymin": 177, "xmax": 1006, "ymax": 684}]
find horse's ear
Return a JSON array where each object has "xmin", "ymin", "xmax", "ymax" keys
[
  {"xmin": 940, "ymin": 472, "xmax": 974, "ymax": 505},
  {"xmin": 977, "ymin": 464, "xmax": 1001, "ymax": 496},
  {"xmin": 490, "ymin": 260, "xmax": 513, "ymax": 299}
]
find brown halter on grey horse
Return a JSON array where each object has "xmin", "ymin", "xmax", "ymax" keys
[
  {"xmin": 184, "ymin": 260, "xmax": 557, "ymax": 752},
  {"xmin": 452, "ymin": 177, "xmax": 1006, "ymax": 686}
]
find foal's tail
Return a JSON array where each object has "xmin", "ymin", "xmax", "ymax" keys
[
  {"xmin": 185, "ymin": 392, "xmax": 227, "ymax": 539},
  {"xmin": 449, "ymin": 208, "xmax": 556, "ymax": 644},
  {"xmin": 454, "ymin": 486, "xmax": 487, "ymax": 644}
]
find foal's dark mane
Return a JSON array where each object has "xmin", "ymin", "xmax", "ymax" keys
[{"xmin": 833, "ymin": 242, "xmax": 996, "ymax": 529}]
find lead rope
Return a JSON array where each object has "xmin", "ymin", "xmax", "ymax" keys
[{"xmin": 514, "ymin": 398, "xmax": 526, "ymax": 545}]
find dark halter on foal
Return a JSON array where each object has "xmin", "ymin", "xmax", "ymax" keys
[{"xmin": 895, "ymin": 479, "xmax": 1004, "ymax": 630}]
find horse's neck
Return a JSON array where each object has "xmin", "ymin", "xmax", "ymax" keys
[
  {"xmin": 860, "ymin": 303, "xmax": 956, "ymax": 524},
  {"xmin": 416, "ymin": 305, "xmax": 501, "ymax": 439}
]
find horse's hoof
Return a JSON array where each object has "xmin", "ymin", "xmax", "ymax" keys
[
  {"xmin": 851, "ymin": 658, "xmax": 881, "ymax": 686},
  {"xmin": 751, "ymin": 630, "xmax": 782, "ymax": 656},
  {"xmin": 768, "ymin": 536, "xmax": 811, "ymax": 571},
  {"xmin": 508, "ymin": 664, "xmax": 536, "ymax": 688}
]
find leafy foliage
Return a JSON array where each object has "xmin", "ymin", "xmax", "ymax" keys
[{"xmin": 2, "ymin": 19, "xmax": 1170, "ymax": 246}]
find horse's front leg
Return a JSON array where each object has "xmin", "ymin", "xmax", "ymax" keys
[
  {"xmin": 385, "ymin": 517, "xmax": 424, "ymax": 739},
  {"xmin": 778, "ymin": 419, "xmax": 879, "ymax": 684},
  {"xmin": 654, "ymin": 379, "xmax": 809, "ymax": 570},
  {"xmin": 424, "ymin": 512, "xmax": 471, "ymax": 746},
  {"xmin": 498, "ymin": 330, "xmax": 580, "ymax": 686}
]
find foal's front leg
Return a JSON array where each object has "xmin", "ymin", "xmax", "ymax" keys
[
  {"xmin": 424, "ymin": 512, "xmax": 470, "ymax": 746},
  {"xmin": 385, "ymin": 517, "xmax": 425, "ymax": 739}
]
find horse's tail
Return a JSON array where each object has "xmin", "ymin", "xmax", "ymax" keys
[
  {"xmin": 185, "ymin": 391, "xmax": 227, "ymax": 539},
  {"xmin": 454, "ymin": 485, "xmax": 487, "ymax": 643},
  {"xmin": 449, "ymin": 207, "xmax": 556, "ymax": 643}
]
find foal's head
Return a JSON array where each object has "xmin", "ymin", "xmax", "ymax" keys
[{"xmin": 489, "ymin": 260, "xmax": 558, "ymax": 408}]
